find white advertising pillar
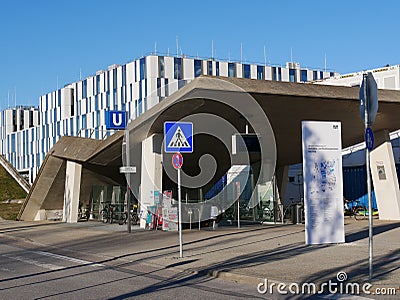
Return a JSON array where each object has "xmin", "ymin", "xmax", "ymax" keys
[
  {"xmin": 370, "ymin": 130, "xmax": 400, "ymax": 220},
  {"xmin": 139, "ymin": 134, "xmax": 163, "ymax": 228},
  {"xmin": 63, "ymin": 161, "xmax": 82, "ymax": 223}
]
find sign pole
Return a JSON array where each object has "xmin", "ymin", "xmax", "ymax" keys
[
  {"xmin": 164, "ymin": 121, "xmax": 193, "ymax": 258},
  {"xmin": 178, "ymin": 167, "xmax": 183, "ymax": 258},
  {"xmin": 126, "ymin": 129, "xmax": 131, "ymax": 234},
  {"xmin": 363, "ymin": 74, "xmax": 373, "ymax": 280}
]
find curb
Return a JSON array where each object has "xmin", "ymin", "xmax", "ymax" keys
[{"xmin": 207, "ymin": 269, "xmax": 264, "ymax": 286}]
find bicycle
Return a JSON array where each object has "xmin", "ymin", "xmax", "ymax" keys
[
  {"xmin": 100, "ymin": 204, "xmax": 116, "ymax": 223},
  {"xmin": 345, "ymin": 199, "xmax": 367, "ymax": 220},
  {"xmin": 78, "ymin": 207, "xmax": 90, "ymax": 221},
  {"xmin": 118, "ymin": 210, "xmax": 139, "ymax": 225}
]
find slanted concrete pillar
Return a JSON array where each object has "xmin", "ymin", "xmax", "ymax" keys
[
  {"xmin": 63, "ymin": 161, "xmax": 82, "ymax": 223},
  {"xmin": 370, "ymin": 130, "xmax": 400, "ymax": 220},
  {"xmin": 140, "ymin": 134, "xmax": 163, "ymax": 228}
]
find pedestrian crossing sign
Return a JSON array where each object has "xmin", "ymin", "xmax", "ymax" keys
[{"xmin": 164, "ymin": 122, "xmax": 193, "ymax": 153}]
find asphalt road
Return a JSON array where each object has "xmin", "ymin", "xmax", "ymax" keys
[
  {"xmin": 0, "ymin": 235, "xmax": 271, "ymax": 300},
  {"xmin": 1, "ymin": 219, "xmax": 395, "ymax": 299}
]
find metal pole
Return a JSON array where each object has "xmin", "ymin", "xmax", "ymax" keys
[
  {"xmin": 364, "ymin": 74, "xmax": 373, "ymax": 280},
  {"xmin": 178, "ymin": 168, "xmax": 183, "ymax": 258},
  {"xmin": 251, "ymin": 173, "xmax": 255, "ymax": 221},
  {"xmin": 126, "ymin": 129, "xmax": 131, "ymax": 233},
  {"xmin": 198, "ymin": 208, "xmax": 201, "ymax": 230},
  {"xmin": 237, "ymin": 200, "xmax": 240, "ymax": 228}
]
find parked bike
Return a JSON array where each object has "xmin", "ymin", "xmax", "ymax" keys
[
  {"xmin": 78, "ymin": 207, "xmax": 90, "ymax": 221},
  {"xmin": 344, "ymin": 199, "xmax": 367, "ymax": 220},
  {"xmin": 100, "ymin": 204, "xmax": 116, "ymax": 223},
  {"xmin": 118, "ymin": 210, "xmax": 139, "ymax": 225}
]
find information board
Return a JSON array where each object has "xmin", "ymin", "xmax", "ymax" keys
[{"xmin": 302, "ymin": 121, "xmax": 345, "ymax": 245}]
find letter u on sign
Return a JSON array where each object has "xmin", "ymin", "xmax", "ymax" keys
[{"xmin": 113, "ymin": 113, "xmax": 123, "ymax": 126}]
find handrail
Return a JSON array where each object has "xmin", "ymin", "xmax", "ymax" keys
[{"xmin": 0, "ymin": 155, "xmax": 30, "ymax": 193}]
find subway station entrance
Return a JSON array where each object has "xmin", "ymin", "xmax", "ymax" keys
[{"xmin": 18, "ymin": 76, "xmax": 400, "ymax": 223}]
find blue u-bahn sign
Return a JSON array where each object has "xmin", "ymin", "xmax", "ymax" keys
[{"xmin": 106, "ymin": 111, "xmax": 126, "ymax": 130}]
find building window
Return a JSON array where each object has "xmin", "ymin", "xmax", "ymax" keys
[
  {"xmin": 57, "ymin": 90, "xmax": 61, "ymax": 107},
  {"xmin": 216, "ymin": 62, "xmax": 220, "ymax": 76},
  {"xmin": 272, "ymin": 67, "xmax": 277, "ymax": 81},
  {"xmin": 289, "ymin": 69, "xmax": 296, "ymax": 82},
  {"xmin": 94, "ymin": 95, "xmax": 98, "ymax": 111},
  {"xmin": 113, "ymin": 68, "xmax": 118, "ymax": 89},
  {"xmin": 159, "ymin": 56, "xmax": 165, "ymax": 77},
  {"xmin": 157, "ymin": 78, "xmax": 161, "ymax": 96},
  {"xmin": 320, "ymin": 71, "xmax": 324, "ymax": 79},
  {"xmin": 243, "ymin": 64, "xmax": 250, "ymax": 79},
  {"xmin": 313, "ymin": 71, "xmax": 318, "ymax": 81},
  {"xmin": 330, "ymin": 72, "xmax": 335, "ymax": 78},
  {"xmin": 301, "ymin": 70, "xmax": 308, "ymax": 82},
  {"xmin": 87, "ymin": 97, "xmax": 91, "ymax": 112},
  {"xmin": 194, "ymin": 60, "xmax": 202, "ymax": 77},
  {"xmin": 138, "ymin": 98, "xmax": 143, "ymax": 115},
  {"xmin": 208, "ymin": 61, "xmax": 213, "ymax": 75},
  {"xmin": 174, "ymin": 57, "xmax": 182, "ymax": 80},
  {"xmin": 113, "ymin": 89, "xmax": 117, "ymax": 108},
  {"xmin": 228, "ymin": 63, "xmax": 235, "ymax": 77},
  {"xmin": 70, "ymin": 119, "xmax": 73, "ymax": 135},
  {"xmin": 103, "ymin": 73, "xmax": 107, "ymax": 91},
  {"xmin": 165, "ymin": 78, "xmax": 169, "ymax": 96},
  {"xmin": 29, "ymin": 111, "xmax": 33, "ymax": 127},
  {"xmin": 278, "ymin": 67, "xmax": 282, "ymax": 81},
  {"xmin": 140, "ymin": 58, "xmax": 146, "ymax": 80},
  {"xmin": 96, "ymin": 75, "xmax": 101, "ymax": 94},
  {"xmin": 144, "ymin": 79, "xmax": 147, "ymax": 101},
  {"xmin": 257, "ymin": 66, "xmax": 264, "ymax": 80},
  {"xmin": 82, "ymin": 80, "xmax": 87, "ymax": 99},
  {"xmin": 121, "ymin": 86, "xmax": 125, "ymax": 109},
  {"xmin": 122, "ymin": 65, "xmax": 126, "ymax": 86},
  {"xmin": 82, "ymin": 115, "xmax": 87, "ymax": 129},
  {"xmin": 106, "ymin": 91, "xmax": 110, "ymax": 108}
]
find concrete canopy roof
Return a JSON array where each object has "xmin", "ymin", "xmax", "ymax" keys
[{"xmin": 127, "ymin": 76, "xmax": 400, "ymax": 167}]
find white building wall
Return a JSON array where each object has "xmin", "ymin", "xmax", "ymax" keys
[
  {"xmin": 183, "ymin": 58, "xmax": 194, "ymax": 79},
  {"xmin": 281, "ymin": 67, "xmax": 289, "ymax": 81},
  {"xmin": 318, "ymin": 65, "xmax": 400, "ymax": 90},
  {"xmin": 236, "ymin": 63, "xmax": 242, "ymax": 78},
  {"xmin": 219, "ymin": 62, "xmax": 228, "ymax": 77}
]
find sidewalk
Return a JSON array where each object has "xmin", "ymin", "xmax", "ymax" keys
[{"xmin": 0, "ymin": 218, "xmax": 399, "ymax": 294}]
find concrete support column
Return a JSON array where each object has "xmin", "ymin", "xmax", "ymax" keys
[
  {"xmin": 370, "ymin": 130, "xmax": 400, "ymax": 220},
  {"xmin": 275, "ymin": 165, "xmax": 289, "ymax": 204},
  {"xmin": 139, "ymin": 134, "xmax": 163, "ymax": 228},
  {"xmin": 63, "ymin": 161, "xmax": 82, "ymax": 223}
]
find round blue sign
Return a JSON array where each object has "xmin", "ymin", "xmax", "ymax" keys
[
  {"xmin": 172, "ymin": 152, "xmax": 183, "ymax": 169},
  {"xmin": 365, "ymin": 127, "xmax": 374, "ymax": 151}
]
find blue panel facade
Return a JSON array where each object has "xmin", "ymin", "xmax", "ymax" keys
[{"xmin": 342, "ymin": 165, "xmax": 400, "ymax": 209}]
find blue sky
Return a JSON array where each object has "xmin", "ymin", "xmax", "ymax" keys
[{"xmin": 1, "ymin": 0, "xmax": 399, "ymax": 109}]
